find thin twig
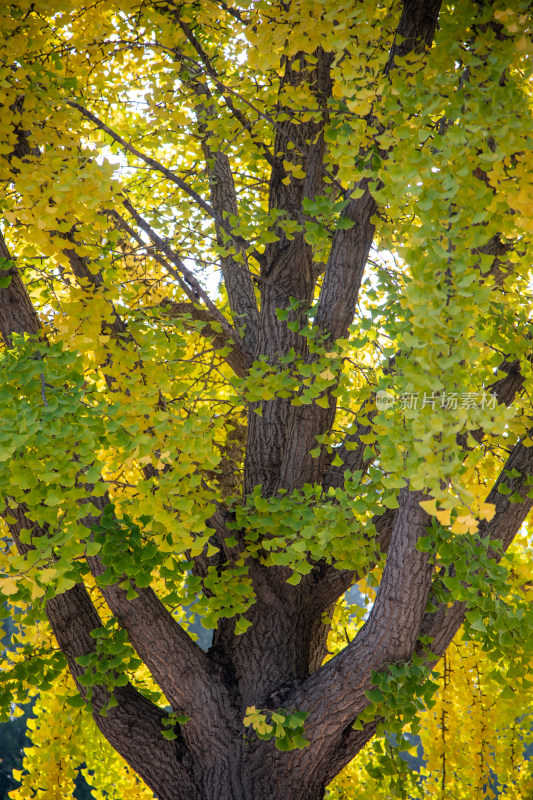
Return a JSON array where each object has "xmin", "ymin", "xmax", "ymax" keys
[
  {"xmin": 40, "ymin": 373, "xmax": 48, "ymax": 406},
  {"xmin": 112, "ymin": 201, "xmax": 248, "ymax": 371},
  {"xmin": 67, "ymin": 99, "xmax": 264, "ymax": 265}
]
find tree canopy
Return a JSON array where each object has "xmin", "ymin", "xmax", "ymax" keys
[{"xmin": 1, "ymin": 1, "xmax": 533, "ymax": 798}]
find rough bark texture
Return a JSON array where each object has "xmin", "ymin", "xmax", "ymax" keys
[
  {"xmin": 2, "ymin": 2, "xmax": 532, "ymax": 799},
  {"xmin": 0, "ymin": 234, "xmax": 41, "ymax": 345}
]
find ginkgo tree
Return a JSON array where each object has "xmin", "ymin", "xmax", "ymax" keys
[{"xmin": 1, "ymin": 0, "xmax": 533, "ymax": 798}]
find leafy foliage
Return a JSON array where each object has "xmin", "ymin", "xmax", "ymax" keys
[
  {"xmin": 243, "ymin": 706, "xmax": 310, "ymax": 751},
  {"xmin": 0, "ymin": 0, "xmax": 532, "ymax": 798}
]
